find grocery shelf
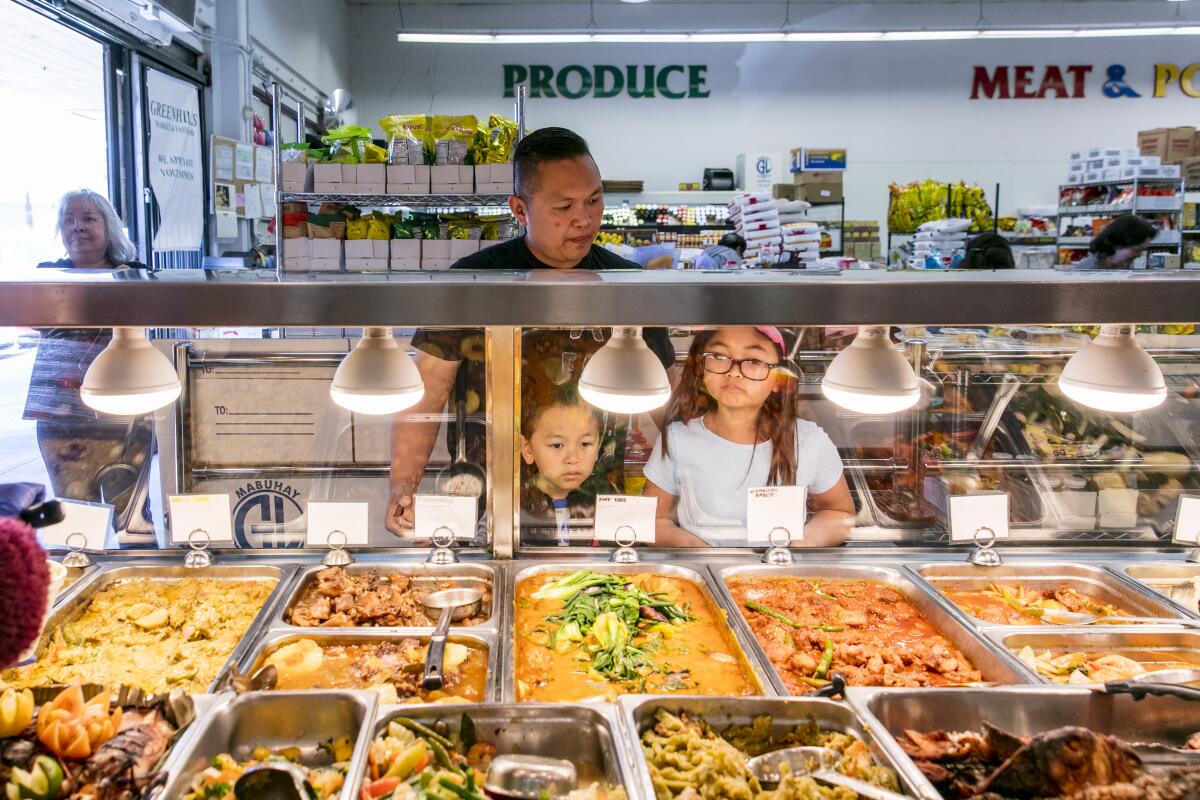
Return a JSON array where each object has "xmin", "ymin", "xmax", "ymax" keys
[
  {"xmin": 1066, "ymin": 177, "xmax": 1183, "ymax": 188},
  {"xmin": 600, "ymin": 224, "xmax": 735, "ymax": 232},
  {"xmin": 1057, "ymin": 202, "xmax": 1182, "ymax": 215},
  {"xmin": 280, "ymin": 192, "xmax": 512, "ymax": 207},
  {"xmin": 606, "ymin": 191, "xmax": 739, "ymax": 205}
]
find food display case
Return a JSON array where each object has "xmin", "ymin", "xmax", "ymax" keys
[{"xmin": 3, "ymin": 268, "xmax": 1200, "ymax": 800}]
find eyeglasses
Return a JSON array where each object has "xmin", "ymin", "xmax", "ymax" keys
[{"xmin": 701, "ymin": 352, "xmax": 778, "ymax": 382}]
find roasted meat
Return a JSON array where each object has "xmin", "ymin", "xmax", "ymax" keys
[
  {"xmin": 979, "ymin": 728, "xmax": 1141, "ymax": 797},
  {"xmin": 287, "ymin": 567, "xmax": 488, "ymax": 628}
]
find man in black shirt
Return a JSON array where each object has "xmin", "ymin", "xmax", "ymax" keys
[{"xmin": 386, "ymin": 127, "xmax": 674, "ymax": 535}]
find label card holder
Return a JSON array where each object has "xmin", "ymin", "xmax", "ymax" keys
[
  {"xmin": 1173, "ymin": 495, "xmax": 1200, "ymax": 545},
  {"xmin": 594, "ymin": 495, "xmax": 657, "ymax": 544},
  {"xmin": 415, "ymin": 494, "xmax": 477, "ymax": 541},
  {"xmin": 948, "ymin": 492, "xmax": 1010, "ymax": 544},
  {"xmin": 306, "ymin": 502, "xmax": 370, "ymax": 547},
  {"xmin": 168, "ymin": 494, "xmax": 234, "ymax": 545},
  {"xmin": 746, "ymin": 486, "xmax": 807, "ymax": 544},
  {"xmin": 38, "ymin": 500, "xmax": 114, "ymax": 552}
]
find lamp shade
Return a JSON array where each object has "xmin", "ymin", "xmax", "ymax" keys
[
  {"xmin": 821, "ymin": 325, "xmax": 921, "ymax": 414},
  {"xmin": 330, "ymin": 327, "xmax": 425, "ymax": 414},
  {"xmin": 80, "ymin": 327, "xmax": 181, "ymax": 415},
  {"xmin": 578, "ymin": 326, "xmax": 671, "ymax": 414},
  {"xmin": 1058, "ymin": 324, "xmax": 1166, "ymax": 412}
]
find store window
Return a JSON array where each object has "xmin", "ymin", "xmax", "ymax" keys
[{"xmin": 0, "ymin": 3, "xmax": 111, "ymax": 275}]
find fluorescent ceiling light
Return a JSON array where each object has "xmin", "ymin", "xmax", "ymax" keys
[
  {"xmin": 80, "ymin": 327, "xmax": 182, "ymax": 416},
  {"xmin": 578, "ymin": 327, "xmax": 671, "ymax": 414},
  {"xmin": 398, "ymin": 26, "xmax": 1200, "ymax": 44},
  {"xmin": 821, "ymin": 326, "xmax": 921, "ymax": 415},
  {"xmin": 1058, "ymin": 324, "xmax": 1166, "ymax": 413},
  {"xmin": 330, "ymin": 327, "xmax": 425, "ymax": 415}
]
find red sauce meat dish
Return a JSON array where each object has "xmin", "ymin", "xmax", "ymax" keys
[
  {"xmin": 287, "ymin": 567, "xmax": 489, "ymax": 628},
  {"xmin": 727, "ymin": 577, "xmax": 982, "ymax": 693}
]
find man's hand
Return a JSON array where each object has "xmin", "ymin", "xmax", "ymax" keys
[{"xmin": 385, "ymin": 482, "xmax": 416, "ymax": 535}]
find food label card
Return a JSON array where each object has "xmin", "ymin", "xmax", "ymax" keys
[
  {"xmin": 746, "ymin": 486, "xmax": 807, "ymax": 544},
  {"xmin": 415, "ymin": 494, "xmax": 477, "ymax": 541},
  {"xmin": 168, "ymin": 494, "xmax": 234, "ymax": 545},
  {"xmin": 948, "ymin": 492, "xmax": 1010, "ymax": 544},
  {"xmin": 594, "ymin": 495, "xmax": 656, "ymax": 543},
  {"xmin": 305, "ymin": 502, "xmax": 370, "ymax": 547},
  {"xmin": 1173, "ymin": 495, "xmax": 1200, "ymax": 545},
  {"xmin": 38, "ymin": 500, "xmax": 113, "ymax": 552}
]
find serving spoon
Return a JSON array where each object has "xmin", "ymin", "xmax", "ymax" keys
[
  {"xmin": 1039, "ymin": 609, "xmax": 1200, "ymax": 627},
  {"xmin": 420, "ymin": 587, "xmax": 484, "ymax": 691},
  {"xmin": 746, "ymin": 746, "xmax": 909, "ymax": 800},
  {"xmin": 233, "ymin": 762, "xmax": 313, "ymax": 800}
]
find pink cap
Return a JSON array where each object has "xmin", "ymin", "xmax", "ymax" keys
[{"xmin": 755, "ymin": 326, "xmax": 786, "ymax": 353}]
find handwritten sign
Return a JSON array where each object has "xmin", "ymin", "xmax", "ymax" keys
[
  {"xmin": 746, "ymin": 486, "xmax": 807, "ymax": 544},
  {"xmin": 168, "ymin": 494, "xmax": 233, "ymax": 545},
  {"xmin": 594, "ymin": 495, "xmax": 656, "ymax": 543}
]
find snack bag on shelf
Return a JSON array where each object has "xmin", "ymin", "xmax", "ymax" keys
[
  {"xmin": 322, "ymin": 125, "xmax": 373, "ymax": 163},
  {"xmin": 280, "ymin": 142, "xmax": 309, "ymax": 162},
  {"xmin": 366, "ymin": 212, "xmax": 392, "ymax": 240},
  {"xmin": 430, "ymin": 115, "xmax": 478, "ymax": 164},
  {"xmin": 380, "ymin": 114, "xmax": 431, "ymax": 165},
  {"xmin": 473, "ymin": 114, "xmax": 518, "ymax": 164},
  {"xmin": 345, "ymin": 218, "xmax": 368, "ymax": 240}
]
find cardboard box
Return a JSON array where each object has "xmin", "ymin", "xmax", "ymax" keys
[
  {"xmin": 307, "ymin": 258, "xmax": 342, "ymax": 272},
  {"xmin": 344, "ymin": 258, "xmax": 389, "ymax": 272},
  {"xmin": 1139, "ymin": 127, "xmax": 1196, "ymax": 163},
  {"xmin": 422, "ymin": 240, "xmax": 452, "ymax": 261},
  {"xmin": 449, "ymin": 239, "xmax": 480, "ymax": 259},
  {"xmin": 422, "ymin": 259, "xmax": 453, "ymax": 271},
  {"xmin": 313, "ymin": 163, "xmax": 356, "ymax": 184},
  {"xmin": 789, "ymin": 147, "xmax": 847, "ymax": 172},
  {"xmin": 352, "ymin": 183, "xmax": 386, "ymax": 195},
  {"xmin": 390, "ymin": 239, "xmax": 421, "ymax": 260},
  {"xmin": 792, "ymin": 170, "xmax": 844, "ymax": 187},
  {"xmin": 390, "ymin": 258, "xmax": 420, "ymax": 271},
  {"xmin": 386, "ymin": 165, "xmax": 432, "ymax": 193},
  {"xmin": 356, "ymin": 164, "xmax": 386, "ymax": 185},
  {"xmin": 1085, "ymin": 158, "xmax": 1105, "ymax": 171},
  {"xmin": 345, "ymin": 240, "xmax": 390, "ymax": 260},
  {"xmin": 735, "ymin": 152, "xmax": 785, "ymax": 191},
  {"xmin": 1068, "ymin": 162, "xmax": 1084, "ymax": 173},
  {"xmin": 280, "ymin": 161, "xmax": 311, "ymax": 192},
  {"xmin": 476, "ymin": 183, "xmax": 514, "ymax": 195},
  {"xmin": 771, "ymin": 184, "xmax": 797, "ymax": 200},
  {"xmin": 1180, "ymin": 157, "xmax": 1200, "ymax": 185},
  {"xmin": 432, "ymin": 165, "xmax": 474, "ymax": 185},
  {"xmin": 315, "ymin": 182, "xmax": 356, "ymax": 194},
  {"xmin": 796, "ymin": 183, "xmax": 844, "ymax": 204},
  {"xmin": 310, "ymin": 239, "xmax": 343, "ymax": 260},
  {"xmin": 1083, "ymin": 171, "xmax": 1102, "ymax": 183}
]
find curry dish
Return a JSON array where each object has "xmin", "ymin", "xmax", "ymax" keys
[
  {"xmin": 2, "ymin": 577, "xmax": 276, "ymax": 694},
  {"xmin": 944, "ymin": 583, "xmax": 1134, "ymax": 626},
  {"xmin": 253, "ymin": 637, "xmax": 488, "ymax": 703},
  {"xmin": 728, "ymin": 576, "xmax": 983, "ymax": 692},
  {"xmin": 514, "ymin": 570, "xmax": 760, "ymax": 703}
]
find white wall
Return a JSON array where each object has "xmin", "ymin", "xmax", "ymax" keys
[
  {"xmin": 349, "ymin": 5, "xmax": 1200, "ymax": 233},
  {"xmin": 251, "ymin": 0, "xmax": 355, "ymax": 112}
]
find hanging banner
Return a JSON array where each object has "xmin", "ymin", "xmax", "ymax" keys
[{"xmin": 146, "ymin": 69, "xmax": 203, "ymax": 251}]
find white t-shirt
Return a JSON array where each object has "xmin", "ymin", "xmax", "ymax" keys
[{"xmin": 643, "ymin": 416, "xmax": 844, "ymax": 545}]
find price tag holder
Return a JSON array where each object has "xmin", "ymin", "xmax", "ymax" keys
[
  {"xmin": 168, "ymin": 494, "xmax": 234, "ymax": 545},
  {"xmin": 746, "ymin": 486, "xmax": 807, "ymax": 544},
  {"xmin": 594, "ymin": 495, "xmax": 656, "ymax": 543},
  {"xmin": 415, "ymin": 494, "xmax": 477, "ymax": 541},
  {"xmin": 948, "ymin": 492, "xmax": 1010, "ymax": 544},
  {"xmin": 1173, "ymin": 495, "xmax": 1200, "ymax": 545},
  {"xmin": 38, "ymin": 500, "xmax": 113, "ymax": 552},
  {"xmin": 306, "ymin": 502, "xmax": 370, "ymax": 547}
]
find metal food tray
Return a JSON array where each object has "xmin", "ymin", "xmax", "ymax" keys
[
  {"xmin": 847, "ymin": 686, "xmax": 1200, "ymax": 800},
  {"xmin": 275, "ymin": 561, "xmax": 501, "ymax": 633},
  {"xmin": 372, "ymin": 703, "xmax": 639, "ymax": 798},
  {"xmin": 910, "ymin": 562, "xmax": 1186, "ymax": 627},
  {"xmin": 241, "ymin": 628, "xmax": 501, "ymax": 702},
  {"xmin": 1120, "ymin": 564, "xmax": 1200, "ymax": 618},
  {"xmin": 619, "ymin": 694, "xmax": 920, "ymax": 799},
  {"xmin": 504, "ymin": 562, "xmax": 773, "ymax": 703},
  {"xmin": 13, "ymin": 562, "xmax": 295, "ymax": 693},
  {"xmin": 712, "ymin": 563, "xmax": 1029, "ymax": 695},
  {"xmin": 50, "ymin": 562, "xmax": 95, "ymax": 606},
  {"xmin": 992, "ymin": 628, "xmax": 1200, "ymax": 683},
  {"xmin": 153, "ymin": 690, "xmax": 378, "ymax": 800}
]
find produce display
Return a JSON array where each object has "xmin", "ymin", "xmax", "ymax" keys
[
  {"xmin": 0, "ymin": 685, "xmax": 190, "ymax": 800},
  {"xmin": 364, "ymin": 715, "xmax": 626, "ymax": 800},
  {"xmin": 888, "ymin": 181, "xmax": 992, "ymax": 234},
  {"xmin": 1, "ymin": 578, "xmax": 277, "ymax": 694},
  {"xmin": 1015, "ymin": 645, "xmax": 1199, "ymax": 684},
  {"xmin": 899, "ymin": 723, "xmax": 1200, "ymax": 799},
  {"xmin": 639, "ymin": 708, "xmax": 902, "ymax": 800},
  {"xmin": 255, "ymin": 637, "xmax": 488, "ymax": 704},
  {"xmin": 942, "ymin": 583, "xmax": 1133, "ymax": 626},
  {"xmin": 182, "ymin": 738, "xmax": 356, "ymax": 800},
  {"xmin": 286, "ymin": 568, "xmax": 490, "ymax": 628},
  {"xmin": 728, "ymin": 577, "xmax": 983, "ymax": 692},
  {"xmin": 513, "ymin": 570, "xmax": 760, "ymax": 703}
]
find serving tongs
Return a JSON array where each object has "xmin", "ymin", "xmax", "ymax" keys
[
  {"xmin": 747, "ymin": 744, "xmax": 907, "ymax": 800},
  {"xmin": 1099, "ymin": 677, "xmax": 1200, "ymax": 702},
  {"xmin": 966, "ymin": 373, "xmax": 1021, "ymax": 462}
]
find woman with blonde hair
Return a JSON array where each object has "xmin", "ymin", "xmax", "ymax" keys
[{"xmin": 38, "ymin": 189, "xmax": 142, "ymax": 269}]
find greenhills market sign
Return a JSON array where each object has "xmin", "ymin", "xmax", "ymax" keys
[{"xmin": 503, "ymin": 64, "xmax": 710, "ymax": 99}]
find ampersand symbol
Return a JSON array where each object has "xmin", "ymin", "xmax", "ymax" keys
[{"xmin": 1103, "ymin": 64, "xmax": 1141, "ymax": 98}]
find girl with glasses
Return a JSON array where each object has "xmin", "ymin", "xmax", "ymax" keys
[{"xmin": 643, "ymin": 326, "xmax": 854, "ymax": 547}]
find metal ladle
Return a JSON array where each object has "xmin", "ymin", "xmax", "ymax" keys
[
  {"xmin": 232, "ymin": 762, "xmax": 313, "ymax": 800},
  {"xmin": 484, "ymin": 754, "xmax": 578, "ymax": 800},
  {"xmin": 747, "ymin": 746, "xmax": 908, "ymax": 800},
  {"xmin": 420, "ymin": 587, "xmax": 483, "ymax": 691}
]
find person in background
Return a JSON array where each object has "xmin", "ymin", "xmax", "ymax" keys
[
  {"xmin": 1072, "ymin": 214, "xmax": 1157, "ymax": 270},
  {"xmin": 694, "ymin": 232, "xmax": 747, "ymax": 270},
  {"xmin": 957, "ymin": 232, "xmax": 1014, "ymax": 269},
  {"xmin": 25, "ymin": 190, "xmax": 153, "ymax": 535},
  {"xmin": 386, "ymin": 128, "xmax": 675, "ymax": 535},
  {"xmin": 37, "ymin": 189, "xmax": 143, "ymax": 269},
  {"xmin": 643, "ymin": 326, "xmax": 854, "ymax": 548}
]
